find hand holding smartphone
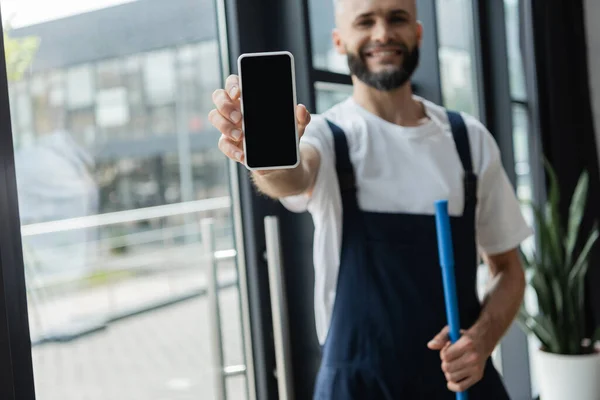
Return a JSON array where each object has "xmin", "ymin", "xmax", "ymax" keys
[{"xmin": 208, "ymin": 51, "xmax": 311, "ymax": 171}]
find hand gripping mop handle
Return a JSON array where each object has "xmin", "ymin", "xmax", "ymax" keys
[{"xmin": 434, "ymin": 200, "xmax": 468, "ymax": 400}]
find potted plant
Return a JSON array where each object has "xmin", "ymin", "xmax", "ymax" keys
[{"xmin": 518, "ymin": 161, "xmax": 600, "ymax": 400}]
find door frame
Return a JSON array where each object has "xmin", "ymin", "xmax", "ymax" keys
[{"xmin": 0, "ymin": 15, "xmax": 37, "ymax": 400}]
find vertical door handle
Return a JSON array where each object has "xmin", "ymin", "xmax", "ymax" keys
[
  {"xmin": 264, "ymin": 216, "xmax": 294, "ymax": 400},
  {"xmin": 202, "ymin": 219, "xmax": 227, "ymax": 400}
]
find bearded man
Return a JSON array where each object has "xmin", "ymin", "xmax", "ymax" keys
[{"xmin": 209, "ymin": 0, "xmax": 531, "ymax": 397}]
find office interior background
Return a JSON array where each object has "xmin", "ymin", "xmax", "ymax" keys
[{"xmin": 0, "ymin": 0, "xmax": 598, "ymax": 399}]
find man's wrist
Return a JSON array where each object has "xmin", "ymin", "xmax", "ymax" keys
[{"xmin": 468, "ymin": 312, "xmax": 500, "ymax": 357}]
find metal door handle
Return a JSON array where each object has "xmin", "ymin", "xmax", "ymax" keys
[
  {"xmin": 202, "ymin": 219, "xmax": 227, "ymax": 400},
  {"xmin": 264, "ymin": 216, "xmax": 294, "ymax": 400}
]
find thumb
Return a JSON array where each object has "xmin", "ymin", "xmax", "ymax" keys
[
  {"xmin": 296, "ymin": 104, "xmax": 311, "ymax": 138},
  {"xmin": 428, "ymin": 326, "xmax": 450, "ymax": 350}
]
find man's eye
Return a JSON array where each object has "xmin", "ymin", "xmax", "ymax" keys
[
  {"xmin": 389, "ymin": 16, "xmax": 407, "ymax": 24},
  {"xmin": 357, "ymin": 19, "xmax": 374, "ymax": 27}
]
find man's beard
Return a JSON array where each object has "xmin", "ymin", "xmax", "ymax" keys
[{"xmin": 347, "ymin": 43, "xmax": 420, "ymax": 91}]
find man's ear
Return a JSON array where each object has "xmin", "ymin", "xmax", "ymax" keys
[
  {"xmin": 332, "ymin": 29, "xmax": 347, "ymax": 55},
  {"xmin": 416, "ymin": 21, "xmax": 424, "ymax": 47}
]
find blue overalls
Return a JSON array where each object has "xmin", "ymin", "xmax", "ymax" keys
[{"xmin": 313, "ymin": 112, "xmax": 511, "ymax": 399}]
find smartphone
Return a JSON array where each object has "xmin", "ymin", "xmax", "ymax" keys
[{"xmin": 238, "ymin": 51, "xmax": 300, "ymax": 170}]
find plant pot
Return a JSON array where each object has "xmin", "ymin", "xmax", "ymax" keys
[{"xmin": 534, "ymin": 347, "xmax": 600, "ymax": 400}]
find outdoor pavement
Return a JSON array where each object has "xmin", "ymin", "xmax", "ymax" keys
[
  {"xmin": 32, "ymin": 285, "xmax": 248, "ymax": 400},
  {"xmin": 28, "ymin": 240, "xmax": 249, "ymax": 400}
]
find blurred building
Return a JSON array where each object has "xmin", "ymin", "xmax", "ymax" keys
[{"xmin": 9, "ymin": 0, "xmax": 227, "ymax": 221}]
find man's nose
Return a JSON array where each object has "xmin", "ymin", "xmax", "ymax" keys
[{"xmin": 371, "ymin": 20, "xmax": 392, "ymax": 43}]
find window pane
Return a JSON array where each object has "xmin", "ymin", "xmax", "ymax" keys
[
  {"xmin": 315, "ymin": 82, "xmax": 352, "ymax": 113},
  {"xmin": 512, "ymin": 104, "xmax": 532, "ymax": 203},
  {"xmin": 307, "ymin": 0, "xmax": 349, "ymax": 73},
  {"xmin": 2, "ymin": 0, "xmax": 249, "ymax": 399},
  {"xmin": 504, "ymin": 0, "xmax": 527, "ymax": 101},
  {"xmin": 66, "ymin": 65, "xmax": 95, "ymax": 109},
  {"xmin": 436, "ymin": 0, "xmax": 480, "ymax": 117},
  {"xmin": 31, "ymin": 72, "xmax": 66, "ymax": 137},
  {"xmin": 197, "ymin": 41, "xmax": 221, "ymax": 123},
  {"xmin": 144, "ymin": 50, "xmax": 176, "ymax": 106},
  {"xmin": 96, "ymin": 87, "xmax": 129, "ymax": 130}
]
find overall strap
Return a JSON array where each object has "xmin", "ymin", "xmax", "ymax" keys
[
  {"xmin": 447, "ymin": 111, "xmax": 478, "ymax": 214},
  {"xmin": 326, "ymin": 119, "xmax": 359, "ymax": 211}
]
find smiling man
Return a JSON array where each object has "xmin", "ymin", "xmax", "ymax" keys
[{"xmin": 209, "ymin": 0, "xmax": 531, "ymax": 398}]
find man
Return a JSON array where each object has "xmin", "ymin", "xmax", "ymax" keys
[{"xmin": 209, "ymin": 0, "xmax": 531, "ymax": 397}]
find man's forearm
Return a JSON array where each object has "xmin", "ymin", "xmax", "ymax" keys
[
  {"xmin": 250, "ymin": 144, "xmax": 318, "ymax": 199},
  {"xmin": 251, "ymin": 163, "xmax": 310, "ymax": 199},
  {"xmin": 468, "ymin": 257, "xmax": 526, "ymax": 356}
]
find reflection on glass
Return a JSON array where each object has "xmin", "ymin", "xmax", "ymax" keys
[
  {"xmin": 512, "ymin": 105, "xmax": 531, "ymax": 201},
  {"xmin": 2, "ymin": 0, "xmax": 248, "ymax": 399},
  {"xmin": 504, "ymin": 0, "xmax": 527, "ymax": 101},
  {"xmin": 67, "ymin": 65, "xmax": 94, "ymax": 109},
  {"xmin": 315, "ymin": 82, "xmax": 352, "ymax": 114},
  {"xmin": 436, "ymin": 0, "xmax": 479, "ymax": 117},
  {"xmin": 308, "ymin": 0, "xmax": 349, "ymax": 73}
]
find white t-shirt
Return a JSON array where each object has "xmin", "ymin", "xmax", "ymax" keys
[{"xmin": 280, "ymin": 96, "xmax": 533, "ymax": 344}]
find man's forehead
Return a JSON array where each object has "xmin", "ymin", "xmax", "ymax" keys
[{"xmin": 335, "ymin": 0, "xmax": 417, "ymax": 17}]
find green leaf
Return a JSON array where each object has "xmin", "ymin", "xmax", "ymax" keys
[
  {"xmin": 518, "ymin": 308, "xmax": 552, "ymax": 351},
  {"xmin": 533, "ymin": 314, "xmax": 560, "ymax": 353},
  {"xmin": 551, "ymin": 279, "xmax": 563, "ymax": 323},
  {"xmin": 543, "ymin": 159, "xmax": 564, "ymax": 267},
  {"xmin": 543, "ymin": 158, "xmax": 561, "ymax": 209},
  {"xmin": 564, "ymin": 281, "xmax": 582, "ymax": 352},
  {"xmin": 529, "ymin": 203, "xmax": 555, "ymax": 268},
  {"xmin": 568, "ymin": 260, "xmax": 589, "ymax": 313},
  {"xmin": 519, "ymin": 247, "xmax": 534, "ymax": 270},
  {"xmin": 568, "ymin": 224, "xmax": 599, "ymax": 287},
  {"xmin": 565, "ymin": 172, "xmax": 589, "ymax": 266},
  {"xmin": 577, "ymin": 272, "xmax": 586, "ymax": 321},
  {"xmin": 530, "ymin": 270, "xmax": 553, "ymax": 319}
]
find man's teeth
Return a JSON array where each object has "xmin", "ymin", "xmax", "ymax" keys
[{"xmin": 370, "ymin": 50, "xmax": 398, "ymax": 56}]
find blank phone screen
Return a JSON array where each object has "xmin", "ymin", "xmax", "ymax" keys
[{"xmin": 240, "ymin": 54, "xmax": 298, "ymax": 169}]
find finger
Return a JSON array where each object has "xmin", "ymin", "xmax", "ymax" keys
[
  {"xmin": 218, "ymin": 135, "xmax": 244, "ymax": 162},
  {"xmin": 444, "ymin": 366, "xmax": 473, "ymax": 384},
  {"xmin": 296, "ymin": 104, "xmax": 311, "ymax": 138},
  {"xmin": 208, "ymin": 109, "xmax": 243, "ymax": 142},
  {"xmin": 225, "ymin": 75, "xmax": 240, "ymax": 100},
  {"xmin": 427, "ymin": 326, "xmax": 450, "ymax": 350},
  {"xmin": 443, "ymin": 334, "xmax": 475, "ymax": 362},
  {"xmin": 442, "ymin": 351, "xmax": 476, "ymax": 374},
  {"xmin": 447, "ymin": 374, "xmax": 480, "ymax": 393},
  {"xmin": 212, "ymin": 89, "xmax": 242, "ymax": 125},
  {"xmin": 440, "ymin": 341, "xmax": 450, "ymax": 360}
]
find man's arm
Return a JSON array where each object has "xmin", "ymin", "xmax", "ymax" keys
[
  {"xmin": 428, "ymin": 247, "xmax": 525, "ymax": 392},
  {"xmin": 251, "ymin": 143, "xmax": 320, "ymax": 199},
  {"xmin": 469, "ymin": 248, "xmax": 526, "ymax": 356}
]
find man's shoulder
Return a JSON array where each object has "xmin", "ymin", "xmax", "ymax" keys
[
  {"xmin": 419, "ymin": 97, "xmax": 500, "ymax": 175},
  {"xmin": 305, "ymin": 98, "xmax": 359, "ymax": 136},
  {"xmin": 420, "ymin": 97, "xmax": 495, "ymax": 149},
  {"xmin": 419, "ymin": 97, "xmax": 487, "ymax": 133}
]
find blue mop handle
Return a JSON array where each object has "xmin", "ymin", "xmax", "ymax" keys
[{"xmin": 434, "ymin": 200, "xmax": 468, "ymax": 400}]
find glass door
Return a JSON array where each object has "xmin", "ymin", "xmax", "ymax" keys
[{"xmin": 0, "ymin": 0, "xmax": 253, "ymax": 398}]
